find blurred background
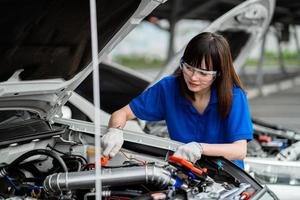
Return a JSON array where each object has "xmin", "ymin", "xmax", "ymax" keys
[{"xmin": 107, "ymin": 0, "xmax": 300, "ymax": 133}]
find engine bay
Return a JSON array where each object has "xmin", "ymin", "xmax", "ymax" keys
[
  {"xmin": 0, "ymin": 111, "xmax": 276, "ymax": 200},
  {"xmin": 245, "ymin": 118, "xmax": 300, "ymax": 186}
]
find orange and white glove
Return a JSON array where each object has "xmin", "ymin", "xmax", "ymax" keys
[
  {"xmin": 174, "ymin": 142, "xmax": 203, "ymax": 163},
  {"xmin": 101, "ymin": 128, "xmax": 124, "ymax": 157}
]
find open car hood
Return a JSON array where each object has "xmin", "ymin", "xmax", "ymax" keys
[
  {"xmin": 75, "ymin": 0, "xmax": 275, "ymax": 115},
  {"xmin": 0, "ymin": 0, "xmax": 166, "ymax": 119}
]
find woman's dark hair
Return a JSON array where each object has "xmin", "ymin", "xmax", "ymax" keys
[{"xmin": 177, "ymin": 32, "xmax": 245, "ymax": 119}]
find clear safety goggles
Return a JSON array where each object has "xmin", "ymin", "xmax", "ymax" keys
[{"xmin": 180, "ymin": 59, "xmax": 218, "ymax": 80}]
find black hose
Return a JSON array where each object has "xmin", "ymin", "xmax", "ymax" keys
[
  {"xmin": 102, "ymin": 163, "xmax": 142, "ymax": 168},
  {"xmin": 47, "ymin": 144, "xmax": 88, "ymax": 164},
  {"xmin": 110, "ymin": 190, "xmax": 142, "ymax": 197},
  {"xmin": 7, "ymin": 149, "xmax": 68, "ymax": 173}
]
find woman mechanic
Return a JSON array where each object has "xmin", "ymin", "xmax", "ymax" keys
[{"xmin": 101, "ymin": 32, "xmax": 253, "ymax": 169}]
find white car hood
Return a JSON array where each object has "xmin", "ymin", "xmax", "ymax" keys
[{"xmin": 0, "ymin": 0, "xmax": 166, "ymax": 119}]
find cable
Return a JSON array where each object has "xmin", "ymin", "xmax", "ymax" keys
[
  {"xmin": 110, "ymin": 191, "xmax": 142, "ymax": 197},
  {"xmin": 6, "ymin": 149, "xmax": 68, "ymax": 173},
  {"xmin": 101, "ymin": 163, "xmax": 142, "ymax": 169},
  {"xmin": 120, "ymin": 150, "xmax": 147, "ymax": 165},
  {"xmin": 47, "ymin": 144, "xmax": 67, "ymax": 155},
  {"xmin": 47, "ymin": 144, "xmax": 88, "ymax": 164}
]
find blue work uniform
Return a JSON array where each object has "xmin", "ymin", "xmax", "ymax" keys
[{"xmin": 129, "ymin": 75, "xmax": 253, "ymax": 169}]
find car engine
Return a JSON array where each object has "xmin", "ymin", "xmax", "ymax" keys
[{"xmin": 0, "ymin": 111, "xmax": 271, "ymax": 200}]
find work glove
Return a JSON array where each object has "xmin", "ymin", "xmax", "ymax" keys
[
  {"xmin": 174, "ymin": 142, "xmax": 203, "ymax": 163},
  {"xmin": 101, "ymin": 128, "xmax": 124, "ymax": 157}
]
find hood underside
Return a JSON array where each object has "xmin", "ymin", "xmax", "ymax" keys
[
  {"xmin": 0, "ymin": 0, "xmax": 164, "ymax": 118},
  {"xmin": 0, "ymin": 0, "xmax": 141, "ymax": 82}
]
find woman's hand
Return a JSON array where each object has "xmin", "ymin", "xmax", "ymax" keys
[
  {"xmin": 174, "ymin": 142, "xmax": 203, "ymax": 163},
  {"xmin": 101, "ymin": 128, "xmax": 124, "ymax": 157},
  {"xmin": 102, "ymin": 105, "xmax": 136, "ymax": 157}
]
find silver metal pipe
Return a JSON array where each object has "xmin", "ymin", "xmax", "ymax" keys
[
  {"xmin": 44, "ymin": 165, "xmax": 175, "ymax": 193},
  {"xmin": 88, "ymin": 0, "xmax": 101, "ymax": 198}
]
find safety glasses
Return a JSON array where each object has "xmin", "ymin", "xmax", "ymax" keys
[{"xmin": 180, "ymin": 59, "xmax": 218, "ymax": 80}]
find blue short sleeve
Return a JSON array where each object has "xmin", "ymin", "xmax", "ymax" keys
[
  {"xmin": 225, "ymin": 88, "xmax": 253, "ymax": 142},
  {"xmin": 129, "ymin": 81, "xmax": 165, "ymax": 121}
]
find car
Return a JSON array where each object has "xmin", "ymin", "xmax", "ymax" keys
[{"xmin": 0, "ymin": 0, "xmax": 279, "ymax": 199}]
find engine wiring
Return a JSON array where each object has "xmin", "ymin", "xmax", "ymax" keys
[
  {"xmin": 47, "ymin": 143, "xmax": 88, "ymax": 164},
  {"xmin": 81, "ymin": 150, "xmax": 147, "ymax": 170},
  {"xmin": 0, "ymin": 149, "xmax": 69, "ymax": 199},
  {"xmin": 119, "ymin": 150, "xmax": 147, "ymax": 165},
  {"xmin": 0, "ymin": 144, "xmax": 266, "ymax": 200}
]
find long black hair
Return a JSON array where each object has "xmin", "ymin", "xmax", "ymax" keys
[{"xmin": 177, "ymin": 32, "xmax": 245, "ymax": 119}]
